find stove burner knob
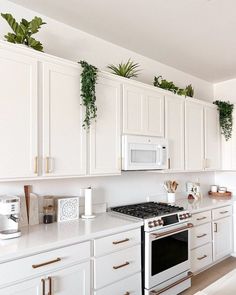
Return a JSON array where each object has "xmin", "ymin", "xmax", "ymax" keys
[
  {"xmin": 188, "ymin": 213, "xmax": 192, "ymax": 218},
  {"xmin": 153, "ymin": 220, "xmax": 159, "ymax": 227},
  {"xmin": 148, "ymin": 221, "xmax": 154, "ymax": 228},
  {"xmin": 159, "ymin": 219, "xmax": 164, "ymax": 225},
  {"xmin": 179, "ymin": 214, "xmax": 183, "ymax": 220}
]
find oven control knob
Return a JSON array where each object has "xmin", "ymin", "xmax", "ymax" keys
[
  {"xmin": 179, "ymin": 214, "xmax": 183, "ymax": 220},
  {"xmin": 153, "ymin": 220, "xmax": 158, "ymax": 226},
  {"xmin": 148, "ymin": 221, "xmax": 154, "ymax": 228},
  {"xmin": 159, "ymin": 219, "xmax": 164, "ymax": 225},
  {"xmin": 183, "ymin": 214, "xmax": 187, "ymax": 219}
]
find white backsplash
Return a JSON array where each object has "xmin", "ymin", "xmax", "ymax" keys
[{"xmin": 0, "ymin": 171, "xmax": 214, "ymax": 210}]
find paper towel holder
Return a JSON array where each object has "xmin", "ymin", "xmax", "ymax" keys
[{"xmin": 82, "ymin": 187, "xmax": 96, "ymax": 219}]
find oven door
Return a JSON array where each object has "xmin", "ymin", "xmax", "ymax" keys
[{"xmin": 145, "ymin": 223, "xmax": 192, "ymax": 290}]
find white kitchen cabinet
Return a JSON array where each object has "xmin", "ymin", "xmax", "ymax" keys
[
  {"xmin": 204, "ymin": 105, "xmax": 221, "ymax": 170},
  {"xmin": 47, "ymin": 262, "xmax": 90, "ymax": 295},
  {"xmin": 123, "ymin": 83, "xmax": 164, "ymax": 137},
  {"xmin": 165, "ymin": 95, "xmax": 185, "ymax": 170},
  {"xmin": 213, "ymin": 216, "xmax": 232, "ymax": 261},
  {"xmin": 0, "ymin": 277, "xmax": 41, "ymax": 295},
  {"xmin": 41, "ymin": 61, "xmax": 86, "ymax": 177},
  {"xmin": 185, "ymin": 100, "xmax": 204, "ymax": 171},
  {"xmin": 0, "ymin": 48, "xmax": 38, "ymax": 179},
  {"xmin": 89, "ymin": 76, "xmax": 121, "ymax": 175},
  {"xmin": 0, "ymin": 262, "xmax": 90, "ymax": 295}
]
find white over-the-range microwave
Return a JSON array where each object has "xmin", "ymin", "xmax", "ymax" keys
[{"xmin": 122, "ymin": 135, "xmax": 169, "ymax": 171}]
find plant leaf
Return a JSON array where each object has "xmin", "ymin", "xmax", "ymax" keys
[{"xmin": 1, "ymin": 13, "xmax": 24, "ymax": 36}]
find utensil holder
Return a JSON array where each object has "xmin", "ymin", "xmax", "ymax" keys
[{"xmin": 167, "ymin": 193, "xmax": 176, "ymax": 203}]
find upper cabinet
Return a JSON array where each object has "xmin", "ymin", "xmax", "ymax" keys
[
  {"xmin": 0, "ymin": 48, "xmax": 38, "ymax": 179},
  {"xmin": 41, "ymin": 61, "xmax": 86, "ymax": 177},
  {"xmin": 185, "ymin": 100, "xmax": 205, "ymax": 171},
  {"xmin": 123, "ymin": 83, "xmax": 164, "ymax": 137},
  {"xmin": 204, "ymin": 105, "xmax": 221, "ymax": 170},
  {"xmin": 89, "ymin": 76, "xmax": 121, "ymax": 175},
  {"xmin": 165, "ymin": 95, "xmax": 185, "ymax": 171}
]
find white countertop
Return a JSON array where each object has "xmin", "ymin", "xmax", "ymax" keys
[
  {"xmin": 175, "ymin": 196, "xmax": 235, "ymax": 214},
  {"xmin": 0, "ymin": 213, "xmax": 143, "ymax": 264}
]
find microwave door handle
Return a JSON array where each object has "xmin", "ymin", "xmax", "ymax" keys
[{"xmin": 158, "ymin": 145, "xmax": 165, "ymax": 166}]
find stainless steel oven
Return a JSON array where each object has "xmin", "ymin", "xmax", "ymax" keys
[{"xmin": 144, "ymin": 222, "xmax": 193, "ymax": 294}]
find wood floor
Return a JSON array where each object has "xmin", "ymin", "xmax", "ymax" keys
[{"xmin": 181, "ymin": 256, "xmax": 236, "ymax": 295}]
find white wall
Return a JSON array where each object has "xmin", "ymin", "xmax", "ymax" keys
[
  {"xmin": 0, "ymin": 0, "xmax": 215, "ymax": 208},
  {"xmin": 0, "ymin": 172, "xmax": 214, "ymax": 208},
  {"xmin": 0, "ymin": 0, "xmax": 213, "ymax": 100}
]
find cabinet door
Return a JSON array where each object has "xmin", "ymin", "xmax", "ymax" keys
[
  {"xmin": 0, "ymin": 49, "xmax": 38, "ymax": 179},
  {"xmin": 0, "ymin": 277, "xmax": 41, "ymax": 295},
  {"xmin": 49, "ymin": 262, "xmax": 90, "ymax": 295},
  {"xmin": 185, "ymin": 100, "xmax": 204, "ymax": 171},
  {"xmin": 42, "ymin": 62, "xmax": 86, "ymax": 177},
  {"xmin": 89, "ymin": 76, "xmax": 121, "ymax": 175},
  {"xmin": 204, "ymin": 106, "xmax": 221, "ymax": 170},
  {"xmin": 123, "ymin": 84, "xmax": 143, "ymax": 134},
  {"xmin": 165, "ymin": 95, "xmax": 185, "ymax": 170},
  {"xmin": 123, "ymin": 84, "xmax": 164, "ymax": 136},
  {"xmin": 213, "ymin": 216, "xmax": 232, "ymax": 261}
]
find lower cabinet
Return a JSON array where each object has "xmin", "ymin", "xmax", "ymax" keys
[
  {"xmin": 0, "ymin": 262, "xmax": 90, "ymax": 295},
  {"xmin": 94, "ymin": 272, "xmax": 142, "ymax": 295},
  {"xmin": 190, "ymin": 205, "xmax": 233, "ymax": 274},
  {"xmin": 213, "ymin": 215, "xmax": 232, "ymax": 261},
  {"xmin": 93, "ymin": 228, "xmax": 141, "ymax": 294}
]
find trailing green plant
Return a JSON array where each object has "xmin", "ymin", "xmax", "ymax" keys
[
  {"xmin": 153, "ymin": 76, "xmax": 195, "ymax": 98},
  {"xmin": 107, "ymin": 59, "xmax": 140, "ymax": 78},
  {"xmin": 213, "ymin": 100, "xmax": 234, "ymax": 141},
  {"xmin": 79, "ymin": 60, "xmax": 98, "ymax": 130},
  {"xmin": 1, "ymin": 13, "xmax": 46, "ymax": 51},
  {"xmin": 185, "ymin": 84, "xmax": 194, "ymax": 97}
]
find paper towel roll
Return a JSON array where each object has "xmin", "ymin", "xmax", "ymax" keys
[{"xmin": 82, "ymin": 187, "xmax": 95, "ymax": 219}]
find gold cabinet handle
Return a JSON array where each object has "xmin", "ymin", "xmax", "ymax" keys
[
  {"xmin": 197, "ymin": 233, "xmax": 207, "ymax": 238},
  {"xmin": 48, "ymin": 276, "xmax": 52, "ymax": 295},
  {"xmin": 41, "ymin": 279, "xmax": 46, "ymax": 295},
  {"xmin": 124, "ymin": 293, "xmax": 130, "ymax": 295},
  {"xmin": 32, "ymin": 257, "xmax": 61, "ymax": 269},
  {"xmin": 196, "ymin": 216, "xmax": 207, "ymax": 221},
  {"xmin": 113, "ymin": 261, "xmax": 130, "ymax": 270},
  {"xmin": 112, "ymin": 238, "xmax": 130, "ymax": 245},
  {"xmin": 197, "ymin": 254, "xmax": 207, "ymax": 261},
  {"xmin": 168, "ymin": 158, "xmax": 171, "ymax": 169},
  {"xmin": 214, "ymin": 222, "xmax": 218, "ymax": 233},
  {"xmin": 220, "ymin": 211, "xmax": 229, "ymax": 214},
  {"xmin": 34, "ymin": 156, "xmax": 38, "ymax": 174},
  {"xmin": 45, "ymin": 157, "xmax": 51, "ymax": 173}
]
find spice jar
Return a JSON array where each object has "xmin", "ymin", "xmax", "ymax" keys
[{"xmin": 43, "ymin": 205, "xmax": 54, "ymax": 224}]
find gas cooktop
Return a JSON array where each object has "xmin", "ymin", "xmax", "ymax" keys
[{"xmin": 111, "ymin": 201, "xmax": 185, "ymax": 219}]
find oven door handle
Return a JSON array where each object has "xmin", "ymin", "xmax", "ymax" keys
[
  {"xmin": 150, "ymin": 271, "xmax": 193, "ymax": 295},
  {"xmin": 151, "ymin": 223, "xmax": 194, "ymax": 239}
]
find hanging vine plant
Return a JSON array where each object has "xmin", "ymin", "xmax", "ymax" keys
[
  {"xmin": 78, "ymin": 60, "xmax": 98, "ymax": 130},
  {"xmin": 213, "ymin": 100, "xmax": 234, "ymax": 141}
]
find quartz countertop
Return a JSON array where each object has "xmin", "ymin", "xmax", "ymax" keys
[
  {"xmin": 0, "ymin": 213, "xmax": 143, "ymax": 264},
  {"xmin": 175, "ymin": 196, "xmax": 235, "ymax": 214}
]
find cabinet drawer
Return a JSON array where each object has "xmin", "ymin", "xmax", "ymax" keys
[
  {"xmin": 191, "ymin": 223, "xmax": 212, "ymax": 249},
  {"xmin": 94, "ymin": 245, "xmax": 141, "ymax": 289},
  {"xmin": 94, "ymin": 228, "xmax": 140, "ymax": 256},
  {"xmin": 212, "ymin": 206, "xmax": 232, "ymax": 220},
  {"xmin": 94, "ymin": 272, "xmax": 141, "ymax": 295},
  {"xmin": 192, "ymin": 211, "xmax": 211, "ymax": 226},
  {"xmin": 0, "ymin": 241, "xmax": 90, "ymax": 287},
  {"xmin": 191, "ymin": 243, "xmax": 212, "ymax": 273}
]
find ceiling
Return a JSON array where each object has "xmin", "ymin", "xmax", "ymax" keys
[{"xmin": 8, "ymin": 0, "xmax": 236, "ymax": 82}]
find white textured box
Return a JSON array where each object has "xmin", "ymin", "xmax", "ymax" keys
[{"xmin": 57, "ymin": 197, "xmax": 79, "ymax": 222}]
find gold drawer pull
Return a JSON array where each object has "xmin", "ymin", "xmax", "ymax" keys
[
  {"xmin": 220, "ymin": 211, "xmax": 229, "ymax": 214},
  {"xmin": 196, "ymin": 216, "xmax": 207, "ymax": 221},
  {"xmin": 197, "ymin": 233, "xmax": 207, "ymax": 238},
  {"xmin": 124, "ymin": 293, "xmax": 130, "ymax": 295},
  {"xmin": 113, "ymin": 238, "xmax": 130, "ymax": 245},
  {"xmin": 32, "ymin": 257, "xmax": 61, "ymax": 269},
  {"xmin": 34, "ymin": 156, "xmax": 38, "ymax": 174},
  {"xmin": 113, "ymin": 261, "xmax": 130, "ymax": 270},
  {"xmin": 197, "ymin": 254, "xmax": 207, "ymax": 261}
]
